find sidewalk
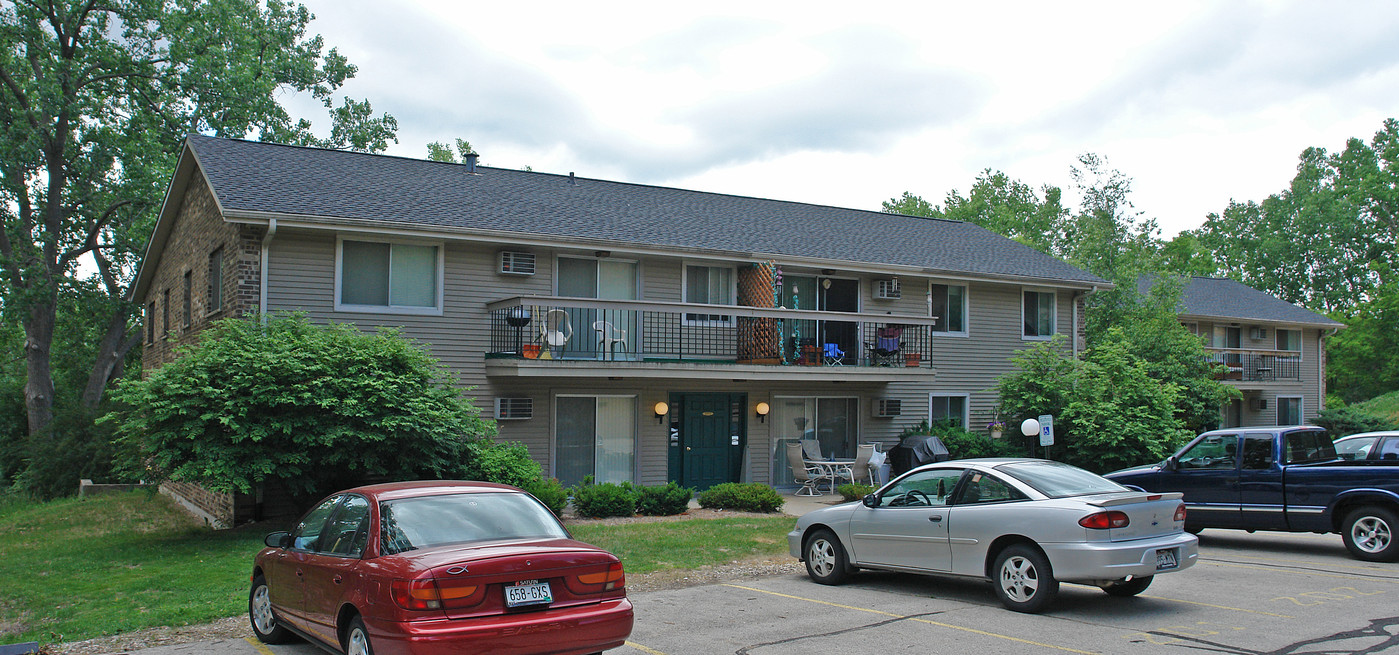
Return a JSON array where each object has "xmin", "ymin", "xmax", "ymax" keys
[{"xmin": 778, "ymin": 489, "xmax": 850, "ymax": 516}]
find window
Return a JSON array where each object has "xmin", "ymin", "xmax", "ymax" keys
[
  {"xmin": 771, "ymin": 397, "xmax": 858, "ymax": 486},
  {"xmin": 1181, "ymin": 322, "xmax": 1199, "ymax": 336},
  {"xmin": 207, "ymin": 247, "xmax": 223, "ymax": 316},
  {"xmin": 555, "ymin": 396, "xmax": 636, "ymax": 487},
  {"xmin": 290, "ymin": 495, "xmax": 342, "ymax": 551},
  {"xmin": 877, "ymin": 468, "xmax": 964, "ymax": 507},
  {"xmin": 182, "ymin": 271, "xmax": 192, "ymax": 328},
  {"xmin": 337, "ymin": 239, "xmax": 441, "ymax": 312},
  {"xmin": 684, "ymin": 264, "xmax": 734, "ymax": 323},
  {"xmin": 145, "ymin": 302, "xmax": 155, "ymax": 345},
  {"xmin": 1284, "ymin": 428, "xmax": 1333, "ymax": 464},
  {"xmin": 1212, "ymin": 326, "xmax": 1241, "ymax": 349},
  {"xmin": 929, "ymin": 395, "xmax": 968, "ymax": 428},
  {"xmin": 954, "ymin": 472, "xmax": 1026, "ymax": 505},
  {"xmin": 1276, "ymin": 329, "xmax": 1301, "ymax": 352},
  {"xmin": 162, "ymin": 289, "xmax": 170, "ymax": 337},
  {"xmin": 1277, "ymin": 397, "xmax": 1303, "ymax": 425},
  {"xmin": 322, "ymin": 495, "xmax": 371, "ymax": 557},
  {"xmin": 930, "ymin": 284, "xmax": 966, "ymax": 333},
  {"xmin": 1241, "ymin": 434, "xmax": 1275, "ymax": 469},
  {"xmin": 1022, "ymin": 290, "xmax": 1054, "ymax": 338},
  {"xmin": 1175, "ymin": 434, "xmax": 1238, "ymax": 470}
]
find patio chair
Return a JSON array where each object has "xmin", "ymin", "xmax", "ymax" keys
[
  {"xmin": 801, "ymin": 438, "xmax": 823, "ymax": 461},
  {"xmin": 592, "ymin": 320, "xmax": 628, "ymax": 360},
  {"xmin": 823, "ymin": 342, "xmax": 845, "ymax": 365},
  {"xmin": 835, "ymin": 443, "xmax": 878, "ymax": 487},
  {"xmin": 787, "ymin": 442, "xmax": 833, "ymax": 496},
  {"xmin": 539, "ymin": 309, "xmax": 573, "ymax": 359},
  {"xmin": 865, "ymin": 325, "xmax": 903, "ymax": 366}
]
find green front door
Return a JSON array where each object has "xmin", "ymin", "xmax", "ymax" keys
[{"xmin": 679, "ymin": 394, "xmax": 740, "ymax": 491}]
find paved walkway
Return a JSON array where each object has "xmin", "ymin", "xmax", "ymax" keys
[{"xmin": 777, "ymin": 489, "xmax": 850, "ymax": 516}]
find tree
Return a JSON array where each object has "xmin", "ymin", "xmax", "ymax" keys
[
  {"xmin": 0, "ymin": 1, "xmax": 397, "ymax": 472},
  {"xmin": 426, "ymin": 138, "xmax": 475, "ymax": 163},
  {"xmin": 1326, "ymin": 268, "xmax": 1399, "ymax": 404},
  {"xmin": 882, "ymin": 170, "xmax": 1068, "ymax": 255},
  {"xmin": 106, "ymin": 314, "xmax": 494, "ymax": 499}
]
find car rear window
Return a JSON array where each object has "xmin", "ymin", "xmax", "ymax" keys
[
  {"xmin": 380, "ymin": 492, "xmax": 569, "ymax": 555},
  {"xmin": 1285, "ymin": 429, "xmax": 1336, "ymax": 464},
  {"xmin": 996, "ymin": 461, "xmax": 1127, "ymax": 498}
]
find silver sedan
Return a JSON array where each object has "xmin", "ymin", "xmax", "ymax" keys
[{"xmin": 788, "ymin": 458, "xmax": 1199, "ymax": 612}]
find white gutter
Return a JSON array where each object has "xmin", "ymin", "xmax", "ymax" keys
[{"xmin": 259, "ymin": 218, "xmax": 278, "ymax": 325}]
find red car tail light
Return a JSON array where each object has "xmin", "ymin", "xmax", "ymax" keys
[
  {"xmin": 1175, "ymin": 503, "xmax": 1188, "ymax": 522},
  {"xmin": 1079, "ymin": 511, "xmax": 1130, "ymax": 529},
  {"xmin": 392, "ymin": 578, "xmax": 485, "ymax": 611},
  {"xmin": 571, "ymin": 562, "xmax": 626, "ymax": 593}
]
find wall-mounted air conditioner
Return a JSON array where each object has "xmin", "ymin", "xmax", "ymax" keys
[
  {"xmin": 874, "ymin": 279, "xmax": 900, "ymax": 300},
  {"xmin": 494, "ymin": 397, "xmax": 533, "ymax": 420},
  {"xmin": 1250, "ymin": 327, "xmax": 1267, "ymax": 340},
  {"xmin": 872, "ymin": 398, "xmax": 902, "ymax": 418},
  {"xmin": 499, "ymin": 251, "xmax": 536, "ymax": 276},
  {"xmin": 1250, "ymin": 397, "xmax": 1269, "ymax": 411}
]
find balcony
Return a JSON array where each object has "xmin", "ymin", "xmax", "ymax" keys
[
  {"xmin": 1207, "ymin": 350, "xmax": 1301, "ymax": 383},
  {"xmin": 485, "ymin": 296, "xmax": 939, "ymax": 381}
]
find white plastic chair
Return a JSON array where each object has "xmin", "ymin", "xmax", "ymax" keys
[
  {"xmin": 539, "ymin": 309, "xmax": 572, "ymax": 359},
  {"xmin": 835, "ymin": 444, "xmax": 877, "ymax": 486},
  {"xmin": 592, "ymin": 320, "xmax": 628, "ymax": 360},
  {"xmin": 787, "ymin": 443, "xmax": 833, "ymax": 496}
]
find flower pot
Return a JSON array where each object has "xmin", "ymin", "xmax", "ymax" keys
[
  {"xmin": 522, "ymin": 344, "xmax": 541, "ymax": 359},
  {"xmin": 904, "ymin": 353, "xmax": 921, "ymax": 367},
  {"xmin": 991, "ymin": 429, "xmax": 1003, "ymax": 440}
]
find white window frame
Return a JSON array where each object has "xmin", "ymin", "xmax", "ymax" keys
[
  {"xmin": 552, "ymin": 393, "xmax": 638, "ymax": 485},
  {"xmin": 929, "ymin": 282, "xmax": 968, "ymax": 337},
  {"xmin": 1021, "ymin": 288, "xmax": 1057, "ymax": 340},
  {"xmin": 1276, "ymin": 395, "xmax": 1304, "ymax": 425},
  {"xmin": 334, "ymin": 235, "xmax": 445, "ymax": 315},
  {"xmin": 681, "ymin": 261, "xmax": 737, "ymax": 327},
  {"xmin": 1276, "ymin": 328, "xmax": 1302, "ymax": 353},
  {"xmin": 929, "ymin": 393, "xmax": 971, "ymax": 428}
]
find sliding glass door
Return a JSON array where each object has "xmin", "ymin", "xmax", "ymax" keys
[{"xmin": 556, "ymin": 396, "xmax": 636, "ymax": 487}]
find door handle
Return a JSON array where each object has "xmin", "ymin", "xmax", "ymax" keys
[
  {"xmin": 295, "ymin": 568, "xmax": 304, "ymax": 577},
  {"xmin": 333, "ymin": 575, "xmax": 344, "ymax": 585},
  {"xmin": 686, "ymin": 447, "xmax": 691, "ymax": 451},
  {"xmin": 928, "ymin": 515, "xmax": 943, "ymax": 523}
]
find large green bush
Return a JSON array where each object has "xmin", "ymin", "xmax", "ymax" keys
[
  {"xmin": 570, "ymin": 479, "xmax": 637, "ymax": 518},
  {"xmin": 463, "ymin": 440, "xmax": 543, "ymax": 488},
  {"xmin": 523, "ymin": 477, "xmax": 568, "ymax": 517},
  {"xmin": 696, "ymin": 483, "xmax": 784, "ymax": 513},
  {"xmin": 104, "ymin": 314, "xmax": 495, "ymax": 500},
  {"xmin": 635, "ymin": 482, "xmax": 694, "ymax": 516},
  {"xmin": 1313, "ymin": 406, "xmax": 1396, "ymax": 437}
]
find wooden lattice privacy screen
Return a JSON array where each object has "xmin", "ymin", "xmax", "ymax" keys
[{"xmin": 737, "ymin": 261, "xmax": 780, "ymax": 363}]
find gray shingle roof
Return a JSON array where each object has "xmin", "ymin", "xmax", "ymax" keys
[
  {"xmin": 186, "ymin": 135, "xmax": 1105, "ymax": 285},
  {"xmin": 1139, "ymin": 275, "xmax": 1344, "ymax": 327}
]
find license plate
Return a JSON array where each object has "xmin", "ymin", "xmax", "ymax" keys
[
  {"xmin": 505, "ymin": 580, "xmax": 552, "ymax": 608},
  {"xmin": 1155, "ymin": 548, "xmax": 1178, "ymax": 570}
]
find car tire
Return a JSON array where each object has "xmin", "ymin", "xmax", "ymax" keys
[
  {"xmin": 992, "ymin": 544, "xmax": 1058, "ymax": 613},
  {"xmin": 1342, "ymin": 506, "xmax": 1399, "ymax": 562},
  {"xmin": 804, "ymin": 528, "xmax": 850, "ymax": 585},
  {"xmin": 1099, "ymin": 575, "xmax": 1153, "ymax": 597},
  {"xmin": 345, "ymin": 615, "xmax": 375, "ymax": 655},
  {"xmin": 249, "ymin": 575, "xmax": 294, "ymax": 644},
  {"xmin": 1184, "ymin": 524, "xmax": 1204, "ymax": 535}
]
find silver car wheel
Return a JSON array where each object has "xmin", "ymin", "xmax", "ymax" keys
[
  {"xmin": 808, "ymin": 537, "xmax": 837, "ymax": 578},
  {"xmin": 1352, "ymin": 516, "xmax": 1392, "ymax": 554},
  {"xmin": 999, "ymin": 555, "xmax": 1040, "ymax": 602},
  {"xmin": 347, "ymin": 624, "xmax": 371, "ymax": 655},
  {"xmin": 251, "ymin": 585, "xmax": 276, "ymax": 634}
]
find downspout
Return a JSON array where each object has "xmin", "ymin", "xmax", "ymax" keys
[{"xmin": 260, "ymin": 218, "xmax": 278, "ymax": 326}]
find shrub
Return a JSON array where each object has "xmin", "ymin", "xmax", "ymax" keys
[
  {"xmin": 635, "ymin": 482, "xmax": 694, "ymax": 516},
  {"xmin": 837, "ymin": 483, "xmax": 874, "ymax": 501},
  {"xmin": 898, "ymin": 419, "xmax": 1022, "ymax": 459},
  {"xmin": 523, "ymin": 477, "xmax": 568, "ymax": 517},
  {"xmin": 570, "ymin": 479, "xmax": 637, "ymax": 518},
  {"xmin": 696, "ymin": 483, "xmax": 784, "ymax": 513},
  {"xmin": 463, "ymin": 440, "xmax": 543, "ymax": 488},
  {"xmin": 1313, "ymin": 406, "xmax": 1397, "ymax": 437}
]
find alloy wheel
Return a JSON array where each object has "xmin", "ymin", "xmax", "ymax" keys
[
  {"xmin": 1352, "ymin": 516, "xmax": 1392, "ymax": 554},
  {"xmin": 999, "ymin": 555, "xmax": 1040, "ymax": 602},
  {"xmin": 251, "ymin": 585, "xmax": 276, "ymax": 634}
]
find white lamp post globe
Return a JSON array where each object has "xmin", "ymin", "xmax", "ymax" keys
[{"xmin": 1020, "ymin": 418, "xmax": 1041, "ymax": 438}]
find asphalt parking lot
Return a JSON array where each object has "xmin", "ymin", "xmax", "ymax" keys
[{"xmin": 134, "ymin": 529, "xmax": 1399, "ymax": 655}]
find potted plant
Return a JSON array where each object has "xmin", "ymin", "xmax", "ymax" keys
[
  {"xmin": 987, "ymin": 420, "xmax": 1006, "ymax": 439},
  {"xmin": 904, "ymin": 353, "xmax": 921, "ymax": 367}
]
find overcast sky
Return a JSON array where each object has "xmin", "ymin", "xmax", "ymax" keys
[{"xmin": 294, "ymin": 0, "xmax": 1399, "ymax": 237}]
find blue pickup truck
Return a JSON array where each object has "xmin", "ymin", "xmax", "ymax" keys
[{"xmin": 1106, "ymin": 426, "xmax": 1399, "ymax": 562}]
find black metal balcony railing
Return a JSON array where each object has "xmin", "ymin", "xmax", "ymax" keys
[
  {"xmin": 486, "ymin": 296, "xmax": 937, "ymax": 368},
  {"xmin": 1208, "ymin": 350, "xmax": 1301, "ymax": 382}
]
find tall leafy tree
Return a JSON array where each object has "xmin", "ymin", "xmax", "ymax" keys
[
  {"xmin": 426, "ymin": 138, "xmax": 475, "ymax": 163},
  {"xmin": 0, "ymin": 1, "xmax": 397, "ymax": 463},
  {"xmin": 882, "ymin": 169, "xmax": 1068, "ymax": 255}
]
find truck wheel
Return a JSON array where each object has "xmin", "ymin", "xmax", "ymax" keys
[{"xmin": 1342, "ymin": 506, "xmax": 1399, "ymax": 562}]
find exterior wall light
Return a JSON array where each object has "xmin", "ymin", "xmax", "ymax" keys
[
  {"xmin": 654, "ymin": 401, "xmax": 669, "ymax": 424},
  {"xmin": 755, "ymin": 402, "xmax": 770, "ymax": 423}
]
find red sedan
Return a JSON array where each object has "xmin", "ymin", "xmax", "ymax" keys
[{"xmin": 249, "ymin": 481, "xmax": 633, "ymax": 655}]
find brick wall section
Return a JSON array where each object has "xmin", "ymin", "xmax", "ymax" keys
[
  {"xmin": 161, "ymin": 480, "xmax": 235, "ymax": 527},
  {"xmin": 140, "ymin": 177, "xmax": 263, "ymax": 371}
]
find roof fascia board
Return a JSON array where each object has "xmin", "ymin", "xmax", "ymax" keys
[
  {"xmin": 1177, "ymin": 312, "xmax": 1345, "ymax": 329},
  {"xmin": 222, "ymin": 210, "xmax": 1108, "ymax": 291},
  {"xmin": 129, "ymin": 140, "xmax": 212, "ymax": 302}
]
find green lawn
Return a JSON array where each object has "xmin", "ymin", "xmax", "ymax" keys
[
  {"xmin": 1354, "ymin": 390, "xmax": 1399, "ymax": 425},
  {"xmin": 0, "ymin": 492, "xmax": 793, "ymax": 647}
]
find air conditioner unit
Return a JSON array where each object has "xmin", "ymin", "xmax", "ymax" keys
[
  {"xmin": 494, "ymin": 397, "xmax": 533, "ymax": 420},
  {"xmin": 874, "ymin": 278, "xmax": 901, "ymax": 300},
  {"xmin": 498, "ymin": 251, "xmax": 536, "ymax": 276},
  {"xmin": 872, "ymin": 398, "xmax": 902, "ymax": 418},
  {"xmin": 1250, "ymin": 327, "xmax": 1267, "ymax": 340},
  {"xmin": 1250, "ymin": 397, "xmax": 1268, "ymax": 412}
]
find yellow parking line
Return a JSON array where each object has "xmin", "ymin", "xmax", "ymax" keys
[
  {"xmin": 244, "ymin": 637, "xmax": 277, "ymax": 655},
  {"xmin": 723, "ymin": 584, "xmax": 1096, "ymax": 654},
  {"xmin": 1136, "ymin": 595, "xmax": 1294, "ymax": 618},
  {"xmin": 625, "ymin": 641, "xmax": 668, "ymax": 654}
]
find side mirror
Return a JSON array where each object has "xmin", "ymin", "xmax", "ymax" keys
[
  {"xmin": 862, "ymin": 494, "xmax": 879, "ymax": 508},
  {"xmin": 1163, "ymin": 456, "xmax": 1178, "ymax": 472},
  {"xmin": 265, "ymin": 531, "xmax": 292, "ymax": 549}
]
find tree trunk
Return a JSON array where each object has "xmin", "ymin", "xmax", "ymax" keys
[
  {"xmin": 80, "ymin": 305, "xmax": 141, "ymax": 411},
  {"xmin": 24, "ymin": 297, "xmax": 57, "ymax": 439}
]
